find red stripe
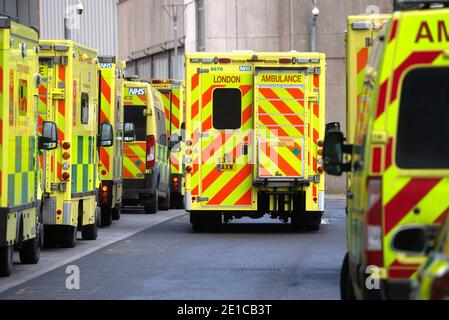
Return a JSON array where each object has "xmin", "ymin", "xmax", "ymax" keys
[
  {"xmin": 235, "ymin": 189, "xmax": 252, "ymax": 206},
  {"xmin": 390, "ymin": 51, "xmax": 441, "ymax": 103},
  {"xmin": 171, "ymin": 154, "xmax": 180, "ymax": 171},
  {"xmin": 264, "ymin": 144, "xmax": 301, "ymax": 177},
  {"xmin": 434, "ymin": 206, "xmax": 449, "ymax": 224},
  {"xmin": 372, "ymin": 147, "xmax": 382, "ymax": 173},
  {"xmin": 123, "ymin": 166, "xmax": 134, "ymax": 179},
  {"xmin": 58, "ymin": 128, "xmax": 65, "ymax": 141},
  {"xmin": 207, "ymin": 164, "xmax": 252, "ymax": 205},
  {"xmin": 285, "ymin": 88, "xmax": 304, "ymax": 102},
  {"xmin": 258, "ymin": 114, "xmax": 304, "ymax": 127},
  {"xmin": 38, "ymin": 84, "xmax": 47, "ymax": 104},
  {"xmin": 259, "ymin": 88, "xmax": 302, "ymax": 114},
  {"xmin": 100, "ymin": 75, "xmax": 111, "ymax": 105},
  {"xmin": 171, "ymin": 93, "xmax": 180, "ymax": 109},
  {"xmin": 385, "ymin": 138, "xmax": 393, "ymax": 170},
  {"xmin": 375, "ymin": 80, "xmax": 388, "ymax": 119},
  {"xmin": 123, "ymin": 144, "xmax": 145, "ymax": 173},
  {"xmin": 384, "ymin": 178, "xmax": 441, "ymax": 234},
  {"xmin": 313, "ymin": 185, "xmax": 317, "ymax": 198},
  {"xmin": 100, "ymin": 109, "xmax": 108, "ymax": 124},
  {"xmin": 313, "ymin": 157, "xmax": 317, "ymax": 172},
  {"xmin": 357, "ymin": 48, "xmax": 369, "ymax": 74},
  {"xmin": 100, "ymin": 147, "xmax": 110, "ymax": 172},
  {"xmin": 240, "ymin": 85, "xmax": 252, "ymax": 97},
  {"xmin": 313, "ymin": 129, "xmax": 319, "ymax": 144},
  {"xmin": 313, "ymin": 74, "xmax": 319, "ymax": 88},
  {"xmin": 58, "ymin": 65, "xmax": 65, "ymax": 81},
  {"xmin": 389, "ymin": 20, "xmax": 399, "ymax": 43},
  {"xmin": 242, "ymin": 103, "xmax": 253, "ymax": 126},
  {"xmin": 191, "ymin": 100, "xmax": 199, "ymax": 120},
  {"xmin": 58, "ymin": 99, "xmax": 65, "ymax": 116},
  {"xmin": 192, "ymin": 186, "xmax": 199, "ymax": 195},
  {"xmin": 192, "ymin": 73, "xmax": 199, "ymax": 91},
  {"xmin": 57, "ymin": 162, "xmax": 62, "ymax": 180},
  {"xmin": 202, "ymin": 85, "xmax": 224, "ymax": 109},
  {"xmin": 313, "ymin": 103, "xmax": 319, "ymax": 118},
  {"xmin": 257, "ymin": 113, "xmax": 290, "ymax": 137},
  {"xmin": 202, "ymin": 115, "xmax": 212, "ymax": 132}
]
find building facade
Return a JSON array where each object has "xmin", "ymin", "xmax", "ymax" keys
[
  {"xmin": 118, "ymin": 0, "xmax": 393, "ymax": 194},
  {"xmin": 39, "ymin": 0, "xmax": 118, "ymax": 56},
  {"xmin": 0, "ymin": 0, "xmax": 38, "ymax": 28}
]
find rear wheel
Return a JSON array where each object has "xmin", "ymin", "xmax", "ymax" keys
[
  {"xmin": 100, "ymin": 207, "xmax": 112, "ymax": 227},
  {"xmin": 291, "ymin": 192, "xmax": 306, "ymax": 231},
  {"xmin": 112, "ymin": 207, "xmax": 121, "ymax": 221},
  {"xmin": 171, "ymin": 193, "xmax": 184, "ymax": 209},
  {"xmin": 340, "ymin": 253, "xmax": 356, "ymax": 300},
  {"xmin": 0, "ymin": 245, "xmax": 13, "ymax": 277},
  {"xmin": 19, "ymin": 224, "xmax": 42, "ymax": 264},
  {"xmin": 144, "ymin": 189, "xmax": 158, "ymax": 214},
  {"xmin": 82, "ymin": 208, "xmax": 99, "ymax": 240},
  {"xmin": 60, "ymin": 226, "xmax": 77, "ymax": 248}
]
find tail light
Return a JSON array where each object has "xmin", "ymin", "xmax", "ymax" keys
[
  {"xmin": 218, "ymin": 57, "xmax": 231, "ymax": 63},
  {"xmin": 279, "ymin": 58, "xmax": 292, "ymax": 64},
  {"xmin": 365, "ymin": 177, "xmax": 384, "ymax": 267},
  {"xmin": 146, "ymin": 135, "xmax": 156, "ymax": 168},
  {"xmin": 431, "ymin": 269, "xmax": 449, "ymax": 300}
]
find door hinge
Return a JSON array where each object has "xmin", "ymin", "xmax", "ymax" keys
[
  {"xmin": 51, "ymin": 88, "xmax": 65, "ymax": 100},
  {"xmin": 197, "ymin": 68, "xmax": 209, "ymax": 74}
]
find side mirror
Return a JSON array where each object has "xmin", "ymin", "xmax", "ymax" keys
[
  {"xmin": 391, "ymin": 226, "xmax": 430, "ymax": 255},
  {"xmin": 124, "ymin": 122, "xmax": 136, "ymax": 142},
  {"xmin": 169, "ymin": 133, "xmax": 182, "ymax": 152},
  {"xmin": 38, "ymin": 121, "xmax": 58, "ymax": 150},
  {"xmin": 99, "ymin": 123, "xmax": 113, "ymax": 147},
  {"xmin": 323, "ymin": 130, "xmax": 345, "ymax": 176},
  {"xmin": 326, "ymin": 122, "xmax": 341, "ymax": 134}
]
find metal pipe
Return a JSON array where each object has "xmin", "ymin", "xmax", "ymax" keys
[
  {"xmin": 311, "ymin": 0, "xmax": 318, "ymax": 52},
  {"xmin": 64, "ymin": 0, "xmax": 70, "ymax": 40}
]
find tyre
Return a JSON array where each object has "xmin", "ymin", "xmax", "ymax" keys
[
  {"xmin": 171, "ymin": 193, "xmax": 184, "ymax": 210},
  {"xmin": 100, "ymin": 207, "xmax": 112, "ymax": 227},
  {"xmin": 0, "ymin": 245, "xmax": 13, "ymax": 277},
  {"xmin": 82, "ymin": 223, "xmax": 98, "ymax": 240},
  {"xmin": 340, "ymin": 253, "xmax": 356, "ymax": 300},
  {"xmin": 112, "ymin": 207, "xmax": 121, "ymax": 221},
  {"xmin": 19, "ymin": 224, "xmax": 42, "ymax": 264},
  {"xmin": 43, "ymin": 226, "xmax": 58, "ymax": 248},
  {"xmin": 60, "ymin": 226, "xmax": 77, "ymax": 248},
  {"xmin": 159, "ymin": 189, "xmax": 170, "ymax": 211},
  {"xmin": 306, "ymin": 223, "xmax": 321, "ymax": 232},
  {"xmin": 144, "ymin": 189, "xmax": 158, "ymax": 214},
  {"xmin": 291, "ymin": 193, "xmax": 307, "ymax": 231}
]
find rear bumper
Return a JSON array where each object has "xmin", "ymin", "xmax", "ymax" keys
[
  {"xmin": 123, "ymin": 174, "xmax": 157, "ymax": 200},
  {"xmin": 382, "ymin": 280, "xmax": 412, "ymax": 300}
]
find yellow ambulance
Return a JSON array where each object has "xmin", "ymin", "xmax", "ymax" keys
[
  {"xmin": 150, "ymin": 79, "xmax": 185, "ymax": 209},
  {"xmin": 184, "ymin": 52, "xmax": 326, "ymax": 231},
  {"xmin": 123, "ymin": 80, "xmax": 170, "ymax": 214},
  {"xmin": 98, "ymin": 57, "xmax": 126, "ymax": 226},
  {"xmin": 324, "ymin": 0, "xmax": 449, "ymax": 299},
  {"xmin": 38, "ymin": 40, "xmax": 113, "ymax": 248},
  {"xmin": 0, "ymin": 16, "xmax": 57, "ymax": 276}
]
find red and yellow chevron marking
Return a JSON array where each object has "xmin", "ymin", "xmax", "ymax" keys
[
  {"xmin": 199, "ymin": 81, "xmax": 254, "ymax": 207},
  {"xmin": 123, "ymin": 143, "xmax": 145, "ymax": 179},
  {"xmin": 365, "ymin": 12, "xmax": 449, "ymax": 280},
  {"xmin": 189, "ymin": 73, "xmax": 201, "ymax": 197},
  {"xmin": 99, "ymin": 74, "xmax": 112, "ymax": 178}
]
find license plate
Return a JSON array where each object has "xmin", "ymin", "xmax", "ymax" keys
[{"xmin": 218, "ymin": 163, "xmax": 236, "ymax": 171}]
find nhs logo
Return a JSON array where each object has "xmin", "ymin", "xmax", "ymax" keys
[
  {"xmin": 100, "ymin": 63, "xmax": 112, "ymax": 69},
  {"xmin": 239, "ymin": 66, "xmax": 252, "ymax": 72},
  {"xmin": 128, "ymin": 88, "xmax": 146, "ymax": 95}
]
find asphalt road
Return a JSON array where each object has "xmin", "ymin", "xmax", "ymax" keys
[{"xmin": 0, "ymin": 198, "xmax": 346, "ymax": 300}]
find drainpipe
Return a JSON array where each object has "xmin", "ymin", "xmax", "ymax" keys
[{"xmin": 311, "ymin": 0, "xmax": 319, "ymax": 52}]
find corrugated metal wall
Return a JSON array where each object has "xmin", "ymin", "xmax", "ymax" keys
[{"xmin": 39, "ymin": 0, "xmax": 118, "ymax": 56}]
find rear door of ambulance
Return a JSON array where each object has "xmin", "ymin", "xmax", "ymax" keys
[
  {"xmin": 123, "ymin": 86, "xmax": 147, "ymax": 181},
  {"xmin": 254, "ymin": 69, "xmax": 308, "ymax": 182},
  {"xmin": 197, "ymin": 66, "xmax": 254, "ymax": 209}
]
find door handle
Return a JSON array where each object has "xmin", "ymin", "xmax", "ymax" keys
[{"xmin": 242, "ymin": 144, "xmax": 248, "ymax": 156}]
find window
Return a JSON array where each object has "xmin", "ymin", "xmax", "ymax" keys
[
  {"xmin": 156, "ymin": 109, "xmax": 167, "ymax": 146},
  {"xmin": 396, "ymin": 67, "xmax": 449, "ymax": 169},
  {"xmin": 124, "ymin": 106, "xmax": 146, "ymax": 141},
  {"xmin": 212, "ymin": 88, "xmax": 242, "ymax": 130},
  {"xmin": 81, "ymin": 93, "xmax": 89, "ymax": 124}
]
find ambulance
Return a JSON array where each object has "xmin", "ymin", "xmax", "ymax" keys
[
  {"xmin": 150, "ymin": 79, "xmax": 185, "ymax": 209},
  {"xmin": 323, "ymin": 0, "xmax": 449, "ymax": 300},
  {"xmin": 184, "ymin": 52, "xmax": 326, "ymax": 230},
  {"xmin": 122, "ymin": 80, "xmax": 171, "ymax": 214},
  {"xmin": 0, "ymin": 17, "xmax": 56, "ymax": 276},
  {"xmin": 98, "ymin": 57, "xmax": 126, "ymax": 226},
  {"xmin": 38, "ymin": 40, "xmax": 113, "ymax": 248}
]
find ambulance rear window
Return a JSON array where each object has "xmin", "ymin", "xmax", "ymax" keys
[
  {"xmin": 213, "ymin": 88, "xmax": 242, "ymax": 130},
  {"xmin": 124, "ymin": 106, "xmax": 146, "ymax": 141},
  {"xmin": 396, "ymin": 67, "xmax": 449, "ymax": 169}
]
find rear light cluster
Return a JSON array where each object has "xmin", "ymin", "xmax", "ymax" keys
[
  {"xmin": 365, "ymin": 178, "xmax": 384, "ymax": 267},
  {"xmin": 185, "ymin": 139, "xmax": 193, "ymax": 174},
  {"xmin": 146, "ymin": 135, "xmax": 156, "ymax": 168},
  {"xmin": 172, "ymin": 176, "xmax": 180, "ymax": 191},
  {"xmin": 101, "ymin": 184, "xmax": 109, "ymax": 206},
  {"xmin": 61, "ymin": 141, "xmax": 71, "ymax": 181},
  {"xmin": 431, "ymin": 269, "xmax": 449, "ymax": 300},
  {"xmin": 317, "ymin": 140, "xmax": 324, "ymax": 174}
]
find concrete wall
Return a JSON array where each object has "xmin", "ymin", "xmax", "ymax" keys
[
  {"xmin": 39, "ymin": 0, "xmax": 119, "ymax": 56},
  {"xmin": 119, "ymin": 0, "xmax": 393, "ymax": 193}
]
